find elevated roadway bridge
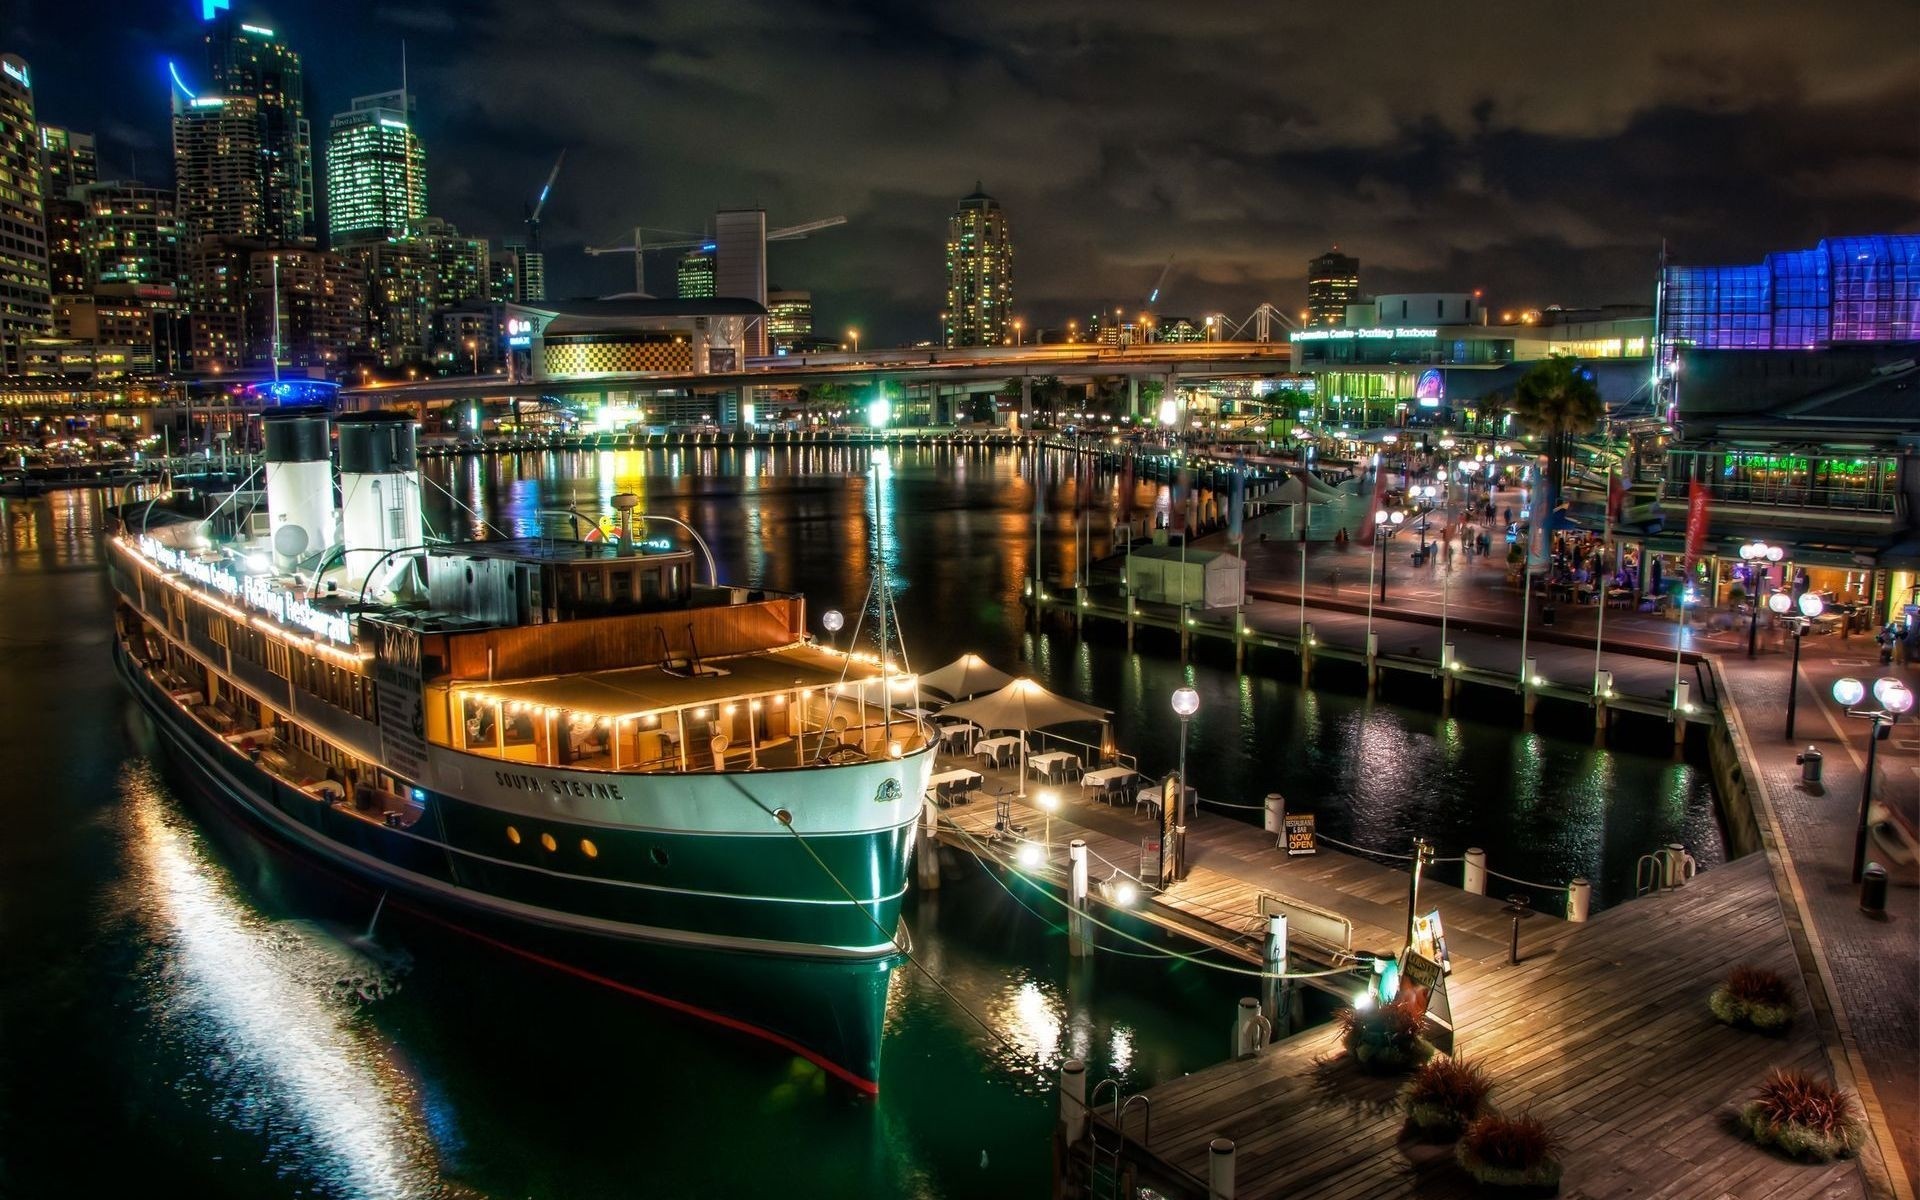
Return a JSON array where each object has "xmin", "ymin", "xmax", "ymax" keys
[{"xmin": 337, "ymin": 341, "xmax": 1300, "ymax": 421}]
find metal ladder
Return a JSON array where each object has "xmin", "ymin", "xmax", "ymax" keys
[{"xmin": 1086, "ymin": 1080, "xmax": 1153, "ymax": 1200}]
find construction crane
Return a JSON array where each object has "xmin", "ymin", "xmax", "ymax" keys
[
  {"xmin": 586, "ymin": 215, "xmax": 848, "ymax": 297},
  {"xmin": 1145, "ymin": 256, "xmax": 1175, "ymax": 308},
  {"xmin": 523, "ymin": 150, "xmax": 566, "ymax": 252}
]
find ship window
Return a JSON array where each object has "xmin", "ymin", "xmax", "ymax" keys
[
  {"xmin": 611, "ymin": 570, "xmax": 633, "ymax": 602},
  {"xmin": 582, "ymin": 571, "xmax": 603, "ymax": 601},
  {"xmin": 506, "ymin": 825, "xmax": 521, "ymax": 845},
  {"xmin": 580, "ymin": 838, "xmax": 599, "ymax": 859},
  {"xmin": 539, "ymin": 832, "xmax": 558, "ymax": 852},
  {"xmin": 649, "ymin": 846, "xmax": 670, "ymax": 868}
]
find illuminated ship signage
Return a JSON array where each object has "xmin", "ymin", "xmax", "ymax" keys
[
  {"xmin": 138, "ymin": 537, "xmax": 353, "ymax": 645},
  {"xmin": 1288, "ymin": 327, "xmax": 1440, "ymax": 342}
]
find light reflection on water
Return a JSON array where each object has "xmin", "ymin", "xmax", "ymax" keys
[{"xmin": 114, "ymin": 763, "xmax": 454, "ymax": 1199}]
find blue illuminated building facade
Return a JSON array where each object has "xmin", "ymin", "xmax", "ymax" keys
[{"xmin": 1661, "ymin": 234, "xmax": 1920, "ymax": 350}]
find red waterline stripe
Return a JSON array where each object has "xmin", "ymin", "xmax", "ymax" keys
[{"xmin": 393, "ymin": 900, "xmax": 882, "ymax": 1096}]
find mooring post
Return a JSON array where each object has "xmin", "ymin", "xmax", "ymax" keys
[
  {"xmin": 1263, "ymin": 913, "xmax": 1291, "ymax": 1037},
  {"xmin": 1567, "ymin": 876, "xmax": 1591, "ymax": 922},
  {"xmin": 1068, "ymin": 839, "xmax": 1092, "ymax": 957},
  {"xmin": 1462, "ymin": 846, "xmax": 1487, "ymax": 895},
  {"xmin": 1208, "ymin": 1137, "xmax": 1236, "ymax": 1199},
  {"xmin": 1060, "ymin": 1058, "xmax": 1088, "ymax": 1143}
]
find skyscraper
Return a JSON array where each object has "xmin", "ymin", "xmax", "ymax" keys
[
  {"xmin": 43, "ymin": 194, "xmax": 89, "ymax": 294},
  {"xmin": 204, "ymin": 17, "xmax": 313, "ymax": 241},
  {"xmin": 419, "ymin": 216, "xmax": 489, "ymax": 307},
  {"xmin": 677, "ymin": 249, "xmax": 716, "ymax": 299},
  {"xmin": 767, "ymin": 288, "xmax": 812, "ymax": 352},
  {"xmin": 84, "ymin": 182, "xmax": 184, "ymax": 286},
  {"xmin": 37, "ymin": 124, "xmax": 96, "ymax": 193},
  {"xmin": 501, "ymin": 239, "xmax": 545, "ymax": 303},
  {"xmin": 172, "ymin": 93, "xmax": 265, "ymax": 242},
  {"xmin": 0, "ymin": 54, "xmax": 53, "ymax": 370},
  {"xmin": 1307, "ymin": 248, "xmax": 1360, "ymax": 327},
  {"xmin": 326, "ymin": 90, "xmax": 425, "ymax": 246},
  {"xmin": 943, "ymin": 184, "xmax": 1012, "ymax": 348}
]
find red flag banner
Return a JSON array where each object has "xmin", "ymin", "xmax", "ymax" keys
[
  {"xmin": 1684, "ymin": 481, "xmax": 1710, "ymax": 570},
  {"xmin": 1608, "ymin": 471, "xmax": 1628, "ymax": 521},
  {"xmin": 1359, "ymin": 468, "xmax": 1387, "ymax": 546}
]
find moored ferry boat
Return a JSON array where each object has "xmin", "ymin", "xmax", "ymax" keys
[{"xmin": 108, "ymin": 407, "xmax": 933, "ymax": 1091}]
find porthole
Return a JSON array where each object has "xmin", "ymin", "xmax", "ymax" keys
[
  {"xmin": 650, "ymin": 846, "xmax": 670, "ymax": 868},
  {"xmin": 580, "ymin": 838, "xmax": 599, "ymax": 859},
  {"xmin": 540, "ymin": 832, "xmax": 558, "ymax": 852},
  {"xmin": 506, "ymin": 825, "xmax": 522, "ymax": 845},
  {"xmin": 773, "ymin": 808, "xmax": 793, "ymax": 826}
]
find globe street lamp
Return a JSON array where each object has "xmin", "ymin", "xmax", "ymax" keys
[
  {"xmin": 1739, "ymin": 541, "xmax": 1785, "ymax": 657},
  {"xmin": 821, "ymin": 608, "xmax": 844, "ymax": 650},
  {"xmin": 1832, "ymin": 676, "xmax": 1914, "ymax": 882},
  {"xmin": 1769, "ymin": 591, "xmax": 1825, "ymax": 739},
  {"xmin": 1371, "ymin": 508, "xmax": 1406, "ymax": 613},
  {"xmin": 1170, "ymin": 686, "xmax": 1200, "ymax": 881}
]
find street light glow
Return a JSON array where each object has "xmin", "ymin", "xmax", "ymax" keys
[
  {"xmin": 1833, "ymin": 677, "xmax": 1866, "ymax": 707},
  {"xmin": 1171, "ymin": 686, "xmax": 1200, "ymax": 717}
]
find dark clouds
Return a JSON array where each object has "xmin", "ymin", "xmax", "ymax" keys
[{"xmin": 8, "ymin": 0, "xmax": 1919, "ymax": 342}]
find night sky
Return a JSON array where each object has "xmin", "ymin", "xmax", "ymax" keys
[{"xmin": 7, "ymin": 0, "xmax": 1918, "ymax": 344}]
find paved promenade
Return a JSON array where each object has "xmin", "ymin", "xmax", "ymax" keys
[{"xmin": 1172, "ymin": 504, "xmax": 1920, "ymax": 1196}]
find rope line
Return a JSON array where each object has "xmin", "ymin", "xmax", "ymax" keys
[{"xmin": 1483, "ymin": 866, "xmax": 1573, "ymax": 892}]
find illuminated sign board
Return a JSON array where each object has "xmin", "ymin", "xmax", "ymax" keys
[
  {"xmin": 201, "ymin": 0, "xmax": 230, "ymax": 20},
  {"xmin": 138, "ymin": 536, "xmax": 352, "ymax": 645},
  {"xmin": 1288, "ymin": 327, "xmax": 1439, "ymax": 342},
  {"xmin": 2, "ymin": 59, "xmax": 28, "ymax": 88},
  {"xmin": 505, "ymin": 317, "xmax": 533, "ymax": 349},
  {"xmin": 1416, "ymin": 369, "xmax": 1445, "ymax": 408},
  {"xmin": 378, "ymin": 117, "xmax": 408, "ymax": 130},
  {"xmin": 188, "ymin": 96, "xmax": 227, "ymax": 109},
  {"xmin": 240, "ymin": 23, "xmax": 274, "ymax": 35}
]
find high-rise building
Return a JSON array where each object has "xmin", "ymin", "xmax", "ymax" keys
[
  {"xmin": 326, "ymin": 90, "xmax": 425, "ymax": 246},
  {"xmin": 204, "ymin": 17, "xmax": 313, "ymax": 241},
  {"xmin": 52, "ymin": 284, "xmax": 188, "ymax": 376},
  {"xmin": 943, "ymin": 184, "xmax": 1012, "ymax": 348},
  {"xmin": 37, "ymin": 125, "xmax": 95, "ymax": 193},
  {"xmin": 172, "ymin": 93, "xmax": 265, "ymax": 242},
  {"xmin": 767, "ymin": 288, "xmax": 812, "ymax": 352},
  {"xmin": 44, "ymin": 194, "xmax": 90, "ymax": 294},
  {"xmin": 486, "ymin": 254, "xmax": 518, "ymax": 306},
  {"xmin": 714, "ymin": 210, "xmax": 768, "ymax": 357},
  {"xmin": 1307, "ymin": 249, "xmax": 1360, "ymax": 327},
  {"xmin": 501, "ymin": 239, "xmax": 545, "ymax": 303},
  {"xmin": 419, "ymin": 217, "xmax": 489, "ymax": 307},
  {"xmin": 677, "ymin": 249, "xmax": 716, "ymax": 299},
  {"xmin": 0, "ymin": 54, "xmax": 53, "ymax": 371},
  {"xmin": 343, "ymin": 240, "xmax": 432, "ymax": 366},
  {"xmin": 186, "ymin": 238, "xmax": 363, "ymax": 372},
  {"xmin": 84, "ymin": 182, "xmax": 184, "ymax": 286}
]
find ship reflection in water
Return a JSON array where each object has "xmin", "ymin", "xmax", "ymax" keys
[{"xmin": 116, "ymin": 763, "xmax": 452, "ymax": 1199}]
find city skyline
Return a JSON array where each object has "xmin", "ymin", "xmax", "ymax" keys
[{"xmin": 4, "ymin": 0, "xmax": 1918, "ymax": 347}]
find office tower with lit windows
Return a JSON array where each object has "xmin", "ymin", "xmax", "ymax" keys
[
  {"xmin": 487, "ymin": 254, "xmax": 517, "ymax": 305},
  {"xmin": 419, "ymin": 216, "xmax": 489, "ymax": 307},
  {"xmin": 501, "ymin": 238, "xmax": 545, "ymax": 303},
  {"xmin": 37, "ymin": 125, "xmax": 95, "ymax": 194},
  {"xmin": 0, "ymin": 54, "xmax": 53, "ymax": 371},
  {"xmin": 1307, "ymin": 248, "xmax": 1360, "ymax": 326},
  {"xmin": 943, "ymin": 184, "xmax": 1012, "ymax": 347},
  {"xmin": 84, "ymin": 182, "xmax": 184, "ymax": 286},
  {"xmin": 204, "ymin": 16, "xmax": 313, "ymax": 240},
  {"xmin": 341, "ymin": 239, "xmax": 431, "ymax": 366},
  {"xmin": 326, "ymin": 90, "xmax": 425, "ymax": 245},
  {"xmin": 185, "ymin": 237, "xmax": 363, "ymax": 372},
  {"xmin": 767, "ymin": 288, "xmax": 812, "ymax": 352},
  {"xmin": 172, "ymin": 93, "xmax": 265, "ymax": 242},
  {"xmin": 44, "ymin": 194, "xmax": 89, "ymax": 294},
  {"xmin": 678, "ymin": 249, "xmax": 716, "ymax": 299}
]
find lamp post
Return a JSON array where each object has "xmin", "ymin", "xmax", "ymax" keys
[
  {"xmin": 821, "ymin": 608, "xmax": 843, "ymax": 651},
  {"xmin": 1038, "ymin": 788, "xmax": 1058, "ymax": 853},
  {"xmin": 1673, "ymin": 586, "xmax": 1696, "ymax": 710},
  {"xmin": 1371, "ymin": 507, "xmax": 1405, "ymax": 614},
  {"xmin": 1772, "ymin": 591, "xmax": 1825, "ymax": 739},
  {"xmin": 847, "ymin": 328, "xmax": 860, "ymax": 355},
  {"xmin": 1832, "ymin": 676, "xmax": 1913, "ymax": 881},
  {"xmin": 1171, "ymin": 686, "xmax": 1199, "ymax": 881},
  {"xmin": 1740, "ymin": 541, "xmax": 1785, "ymax": 657}
]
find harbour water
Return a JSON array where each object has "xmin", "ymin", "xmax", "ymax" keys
[{"xmin": 0, "ymin": 447, "xmax": 1722, "ymax": 1197}]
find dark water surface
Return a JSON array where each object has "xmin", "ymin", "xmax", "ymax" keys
[{"xmin": 0, "ymin": 448, "xmax": 1722, "ymax": 1198}]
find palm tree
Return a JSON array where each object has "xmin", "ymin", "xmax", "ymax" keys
[
  {"xmin": 1477, "ymin": 388, "xmax": 1512, "ymax": 437},
  {"xmin": 1511, "ymin": 356, "xmax": 1604, "ymax": 498}
]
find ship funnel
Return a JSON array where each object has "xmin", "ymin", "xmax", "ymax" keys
[
  {"xmin": 263, "ymin": 408, "xmax": 336, "ymax": 570},
  {"xmin": 337, "ymin": 412, "xmax": 423, "ymax": 590}
]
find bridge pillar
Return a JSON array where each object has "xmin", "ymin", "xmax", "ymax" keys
[
  {"xmin": 1021, "ymin": 376, "xmax": 1033, "ymax": 420},
  {"xmin": 1127, "ymin": 375, "xmax": 1140, "ymax": 419}
]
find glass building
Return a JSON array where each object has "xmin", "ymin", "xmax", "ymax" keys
[
  {"xmin": 677, "ymin": 249, "xmax": 715, "ymax": 299},
  {"xmin": 1307, "ymin": 249, "xmax": 1359, "ymax": 327},
  {"xmin": 943, "ymin": 185, "xmax": 1012, "ymax": 347},
  {"xmin": 767, "ymin": 288, "xmax": 812, "ymax": 352},
  {"xmin": 0, "ymin": 54, "xmax": 53, "ymax": 370},
  {"xmin": 1662, "ymin": 234, "xmax": 1920, "ymax": 350},
  {"xmin": 326, "ymin": 91, "xmax": 425, "ymax": 246},
  {"xmin": 204, "ymin": 18, "xmax": 313, "ymax": 241}
]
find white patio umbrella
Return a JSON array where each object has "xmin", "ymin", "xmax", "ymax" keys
[
  {"xmin": 940, "ymin": 677, "xmax": 1111, "ymax": 795},
  {"xmin": 918, "ymin": 653, "xmax": 1014, "ymax": 701}
]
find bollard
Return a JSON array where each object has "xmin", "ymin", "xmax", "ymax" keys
[
  {"xmin": 1567, "ymin": 877, "xmax": 1591, "ymax": 922},
  {"xmin": 1462, "ymin": 847, "xmax": 1488, "ymax": 895},
  {"xmin": 1860, "ymin": 863, "xmax": 1888, "ymax": 917},
  {"xmin": 1263, "ymin": 914, "xmax": 1291, "ymax": 1037},
  {"xmin": 1263, "ymin": 794, "xmax": 1284, "ymax": 844},
  {"xmin": 916, "ymin": 798, "xmax": 943, "ymax": 890},
  {"xmin": 1661, "ymin": 843, "xmax": 1691, "ymax": 889},
  {"xmin": 1060, "ymin": 1059, "xmax": 1088, "ymax": 1144},
  {"xmin": 1208, "ymin": 1137, "xmax": 1236, "ymax": 1200},
  {"xmin": 1068, "ymin": 840, "xmax": 1092, "ymax": 957},
  {"xmin": 1797, "ymin": 747, "xmax": 1823, "ymax": 785}
]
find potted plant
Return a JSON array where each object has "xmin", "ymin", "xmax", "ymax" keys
[
  {"xmin": 1742, "ymin": 1069, "xmax": 1866, "ymax": 1162},
  {"xmin": 1402, "ymin": 1055, "xmax": 1493, "ymax": 1138},
  {"xmin": 1338, "ymin": 996, "xmax": 1435, "ymax": 1074},
  {"xmin": 1710, "ymin": 963, "xmax": 1796, "ymax": 1032},
  {"xmin": 1457, "ymin": 1112, "xmax": 1563, "ymax": 1194}
]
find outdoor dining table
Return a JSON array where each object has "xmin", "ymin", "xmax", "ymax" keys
[
  {"xmin": 1081, "ymin": 766, "xmax": 1137, "ymax": 802},
  {"xmin": 925, "ymin": 767, "xmax": 983, "ymax": 805},
  {"xmin": 1028, "ymin": 750, "xmax": 1079, "ymax": 784},
  {"xmin": 937, "ymin": 720, "xmax": 979, "ymax": 752},
  {"xmin": 975, "ymin": 736, "xmax": 1023, "ymax": 768}
]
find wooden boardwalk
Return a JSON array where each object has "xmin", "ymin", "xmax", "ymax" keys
[
  {"xmin": 931, "ymin": 757, "xmax": 1571, "ymax": 976},
  {"xmin": 1083, "ymin": 854, "xmax": 1865, "ymax": 1200}
]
